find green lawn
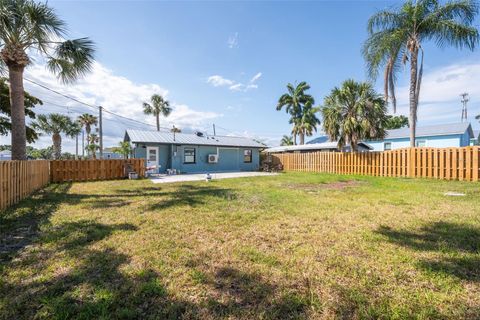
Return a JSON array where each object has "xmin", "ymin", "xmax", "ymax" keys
[{"xmin": 1, "ymin": 173, "xmax": 479, "ymax": 319}]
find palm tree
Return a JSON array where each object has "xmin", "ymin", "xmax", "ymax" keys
[
  {"xmin": 86, "ymin": 133, "xmax": 100, "ymax": 159},
  {"xmin": 321, "ymin": 80, "xmax": 387, "ymax": 151},
  {"xmin": 276, "ymin": 82, "xmax": 314, "ymax": 145},
  {"xmin": 296, "ymin": 102, "xmax": 321, "ymax": 144},
  {"xmin": 32, "ymin": 113, "xmax": 77, "ymax": 159},
  {"xmin": 280, "ymin": 135, "xmax": 293, "ymax": 146},
  {"xmin": 68, "ymin": 121, "xmax": 82, "ymax": 159},
  {"xmin": 0, "ymin": 0, "xmax": 95, "ymax": 160},
  {"xmin": 78, "ymin": 113, "xmax": 98, "ymax": 156},
  {"xmin": 363, "ymin": 0, "xmax": 479, "ymax": 147},
  {"xmin": 143, "ymin": 94, "xmax": 172, "ymax": 131},
  {"xmin": 113, "ymin": 141, "xmax": 132, "ymax": 159},
  {"xmin": 170, "ymin": 125, "xmax": 181, "ymax": 133}
]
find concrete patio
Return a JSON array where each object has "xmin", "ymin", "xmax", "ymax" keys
[{"xmin": 150, "ymin": 171, "xmax": 277, "ymax": 184}]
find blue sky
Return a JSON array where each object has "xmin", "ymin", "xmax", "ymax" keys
[{"xmin": 2, "ymin": 0, "xmax": 479, "ymax": 151}]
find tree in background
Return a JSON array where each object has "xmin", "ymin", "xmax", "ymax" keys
[
  {"xmin": 293, "ymin": 102, "xmax": 321, "ymax": 144},
  {"xmin": 86, "ymin": 133, "xmax": 100, "ymax": 159},
  {"xmin": 363, "ymin": 0, "xmax": 479, "ymax": 147},
  {"xmin": 276, "ymin": 82, "xmax": 315, "ymax": 145},
  {"xmin": 0, "ymin": 0, "xmax": 95, "ymax": 160},
  {"xmin": 321, "ymin": 79, "xmax": 387, "ymax": 151},
  {"xmin": 0, "ymin": 78, "xmax": 42, "ymax": 143},
  {"xmin": 32, "ymin": 113, "xmax": 77, "ymax": 159},
  {"xmin": 27, "ymin": 146, "xmax": 54, "ymax": 160},
  {"xmin": 385, "ymin": 115, "xmax": 409, "ymax": 130},
  {"xmin": 78, "ymin": 113, "xmax": 98, "ymax": 157},
  {"xmin": 68, "ymin": 121, "xmax": 83, "ymax": 159},
  {"xmin": 170, "ymin": 126, "xmax": 181, "ymax": 133},
  {"xmin": 143, "ymin": 94, "xmax": 172, "ymax": 131},
  {"xmin": 113, "ymin": 141, "xmax": 132, "ymax": 159},
  {"xmin": 280, "ymin": 135, "xmax": 293, "ymax": 146}
]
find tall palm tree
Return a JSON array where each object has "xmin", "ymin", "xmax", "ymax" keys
[
  {"xmin": 86, "ymin": 133, "xmax": 100, "ymax": 159},
  {"xmin": 68, "ymin": 121, "xmax": 82, "ymax": 159},
  {"xmin": 296, "ymin": 102, "xmax": 321, "ymax": 144},
  {"xmin": 143, "ymin": 94, "xmax": 172, "ymax": 131},
  {"xmin": 32, "ymin": 113, "xmax": 76, "ymax": 159},
  {"xmin": 78, "ymin": 113, "xmax": 98, "ymax": 156},
  {"xmin": 276, "ymin": 82, "xmax": 314, "ymax": 145},
  {"xmin": 321, "ymin": 80, "xmax": 387, "ymax": 151},
  {"xmin": 363, "ymin": 0, "xmax": 479, "ymax": 147},
  {"xmin": 280, "ymin": 135, "xmax": 293, "ymax": 146},
  {"xmin": 0, "ymin": 0, "xmax": 95, "ymax": 160}
]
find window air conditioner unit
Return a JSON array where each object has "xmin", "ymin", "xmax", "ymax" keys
[{"xmin": 208, "ymin": 154, "xmax": 218, "ymax": 163}]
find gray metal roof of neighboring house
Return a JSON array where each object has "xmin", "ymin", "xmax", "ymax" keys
[
  {"xmin": 306, "ymin": 135, "xmax": 329, "ymax": 144},
  {"xmin": 383, "ymin": 122, "xmax": 473, "ymax": 140},
  {"xmin": 125, "ymin": 130, "xmax": 266, "ymax": 148},
  {"xmin": 0, "ymin": 150, "xmax": 11, "ymax": 155},
  {"xmin": 263, "ymin": 141, "xmax": 372, "ymax": 153}
]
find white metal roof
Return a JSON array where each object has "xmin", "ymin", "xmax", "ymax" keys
[
  {"xmin": 384, "ymin": 122, "xmax": 473, "ymax": 139},
  {"xmin": 125, "ymin": 130, "xmax": 265, "ymax": 148},
  {"xmin": 263, "ymin": 141, "xmax": 372, "ymax": 153}
]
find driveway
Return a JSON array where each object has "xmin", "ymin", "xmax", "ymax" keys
[{"xmin": 150, "ymin": 171, "xmax": 277, "ymax": 184}]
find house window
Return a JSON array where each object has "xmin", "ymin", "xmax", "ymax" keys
[
  {"xmin": 416, "ymin": 140, "xmax": 426, "ymax": 147},
  {"xmin": 148, "ymin": 149, "xmax": 157, "ymax": 161},
  {"xmin": 384, "ymin": 142, "xmax": 392, "ymax": 151},
  {"xmin": 244, "ymin": 149, "xmax": 252, "ymax": 163},
  {"xmin": 184, "ymin": 148, "xmax": 196, "ymax": 164}
]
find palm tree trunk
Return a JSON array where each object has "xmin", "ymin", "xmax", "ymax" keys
[
  {"xmin": 75, "ymin": 134, "xmax": 79, "ymax": 160},
  {"xmin": 156, "ymin": 114, "xmax": 160, "ymax": 131},
  {"xmin": 299, "ymin": 133, "xmax": 305, "ymax": 145},
  {"xmin": 8, "ymin": 65, "xmax": 27, "ymax": 160},
  {"xmin": 53, "ymin": 132, "xmax": 62, "ymax": 159},
  {"xmin": 86, "ymin": 128, "xmax": 90, "ymax": 157},
  {"xmin": 293, "ymin": 133, "xmax": 297, "ymax": 145},
  {"xmin": 408, "ymin": 48, "xmax": 419, "ymax": 148}
]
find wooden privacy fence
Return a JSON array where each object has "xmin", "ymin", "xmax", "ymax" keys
[
  {"xmin": 270, "ymin": 147, "xmax": 480, "ymax": 182},
  {"xmin": 0, "ymin": 160, "xmax": 50, "ymax": 211},
  {"xmin": 50, "ymin": 159, "xmax": 145, "ymax": 183}
]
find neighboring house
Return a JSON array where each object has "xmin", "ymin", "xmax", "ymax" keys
[
  {"xmin": 263, "ymin": 141, "xmax": 372, "ymax": 153},
  {"xmin": 365, "ymin": 122, "xmax": 474, "ymax": 151},
  {"xmin": 96, "ymin": 147, "xmax": 124, "ymax": 159},
  {"xmin": 124, "ymin": 130, "xmax": 265, "ymax": 173},
  {"xmin": 471, "ymin": 129, "xmax": 480, "ymax": 146},
  {"xmin": 0, "ymin": 150, "xmax": 11, "ymax": 160}
]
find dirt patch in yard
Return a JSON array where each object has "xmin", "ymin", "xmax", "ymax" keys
[{"xmin": 283, "ymin": 180, "xmax": 362, "ymax": 192}]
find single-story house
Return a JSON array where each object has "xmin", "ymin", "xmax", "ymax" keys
[
  {"xmin": 263, "ymin": 141, "xmax": 372, "ymax": 153},
  {"xmin": 96, "ymin": 147, "xmax": 124, "ymax": 159},
  {"xmin": 0, "ymin": 150, "xmax": 11, "ymax": 161},
  {"xmin": 471, "ymin": 129, "xmax": 480, "ymax": 146},
  {"xmin": 365, "ymin": 122, "xmax": 474, "ymax": 151},
  {"xmin": 124, "ymin": 129, "xmax": 265, "ymax": 173}
]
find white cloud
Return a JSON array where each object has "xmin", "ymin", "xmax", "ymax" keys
[
  {"xmin": 250, "ymin": 72, "xmax": 262, "ymax": 83},
  {"xmin": 391, "ymin": 61, "xmax": 480, "ymax": 126},
  {"xmin": 227, "ymin": 32, "xmax": 239, "ymax": 49},
  {"xmin": 0, "ymin": 60, "xmax": 222, "ymax": 152},
  {"xmin": 207, "ymin": 72, "xmax": 262, "ymax": 92},
  {"xmin": 207, "ymin": 75, "xmax": 234, "ymax": 87}
]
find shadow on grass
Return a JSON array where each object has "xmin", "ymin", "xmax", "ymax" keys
[
  {"xmin": 0, "ymin": 183, "xmax": 72, "ymax": 263},
  {"xmin": 376, "ymin": 221, "xmax": 480, "ymax": 281}
]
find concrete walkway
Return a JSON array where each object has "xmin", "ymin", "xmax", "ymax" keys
[{"xmin": 150, "ymin": 171, "xmax": 277, "ymax": 184}]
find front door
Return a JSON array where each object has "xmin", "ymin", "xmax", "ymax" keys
[{"xmin": 146, "ymin": 147, "xmax": 158, "ymax": 170}]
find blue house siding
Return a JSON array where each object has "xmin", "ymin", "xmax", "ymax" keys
[
  {"xmin": 134, "ymin": 143, "xmax": 260, "ymax": 173},
  {"xmin": 366, "ymin": 134, "xmax": 468, "ymax": 151}
]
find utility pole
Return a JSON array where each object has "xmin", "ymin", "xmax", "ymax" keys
[
  {"xmin": 461, "ymin": 92, "xmax": 469, "ymax": 122},
  {"xmin": 99, "ymin": 106, "xmax": 103, "ymax": 159},
  {"xmin": 81, "ymin": 130, "xmax": 84, "ymax": 158},
  {"xmin": 213, "ymin": 123, "xmax": 216, "ymax": 136}
]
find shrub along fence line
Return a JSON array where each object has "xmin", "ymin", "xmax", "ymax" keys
[
  {"xmin": 270, "ymin": 146, "xmax": 480, "ymax": 182},
  {"xmin": 0, "ymin": 160, "xmax": 50, "ymax": 211},
  {"xmin": 50, "ymin": 159, "xmax": 145, "ymax": 183},
  {"xmin": 1, "ymin": 158, "xmax": 145, "ymax": 211}
]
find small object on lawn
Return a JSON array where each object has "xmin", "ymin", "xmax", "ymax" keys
[
  {"xmin": 128, "ymin": 172, "xmax": 138, "ymax": 180},
  {"xmin": 205, "ymin": 173, "xmax": 212, "ymax": 182},
  {"xmin": 444, "ymin": 192, "xmax": 466, "ymax": 197}
]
